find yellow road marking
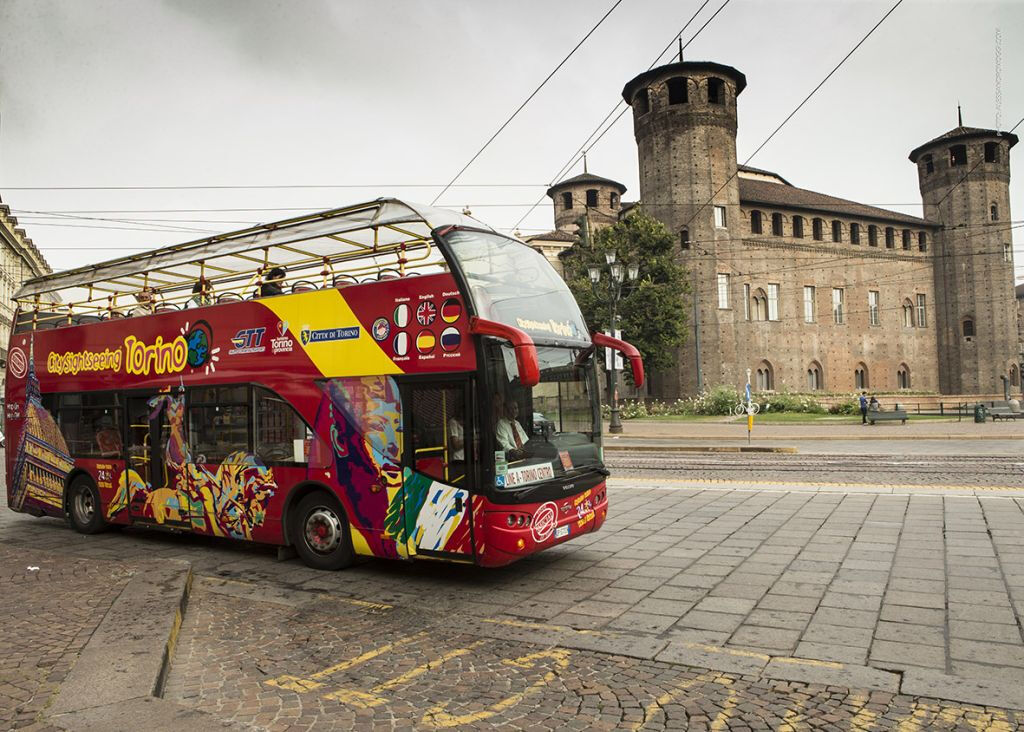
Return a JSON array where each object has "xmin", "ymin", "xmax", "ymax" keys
[
  {"xmin": 481, "ymin": 617, "xmax": 602, "ymax": 636},
  {"xmin": 420, "ymin": 648, "xmax": 572, "ymax": 728},
  {"xmin": 689, "ymin": 643, "xmax": 770, "ymax": 661},
  {"xmin": 632, "ymin": 673, "xmax": 709, "ymax": 731},
  {"xmin": 265, "ymin": 631, "xmax": 429, "ymax": 692},
  {"xmin": 771, "ymin": 656, "xmax": 844, "ymax": 669},
  {"xmin": 709, "ymin": 675, "xmax": 739, "ymax": 732}
]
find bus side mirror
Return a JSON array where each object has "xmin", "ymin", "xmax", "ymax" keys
[
  {"xmin": 592, "ymin": 331, "xmax": 644, "ymax": 387},
  {"xmin": 469, "ymin": 316, "xmax": 540, "ymax": 387}
]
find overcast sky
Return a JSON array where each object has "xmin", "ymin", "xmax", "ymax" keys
[{"xmin": 0, "ymin": 0, "xmax": 1021, "ymax": 282}]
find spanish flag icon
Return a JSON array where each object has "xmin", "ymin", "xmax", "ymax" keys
[{"xmin": 416, "ymin": 330, "xmax": 436, "ymax": 354}]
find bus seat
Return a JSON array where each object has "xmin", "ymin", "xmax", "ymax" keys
[
  {"xmin": 217, "ymin": 293, "xmax": 244, "ymax": 303},
  {"xmin": 291, "ymin": 281, "xmax": 317, "ymax": 293},
  {"xmin": 155, "ymin": 303, "xmax": 179, "ymax": 313},
  {"xmin": 333, "ymin": 275, "xmax": 358, "ymax": 288},
  {"xmin": 78, "ymin": 315, "xmax": 103, "ymax": 325},
  {"xmin": 377, "ymin": 269, "xmax": 400, "ymax": 280},
  {"xmin": 107, "ymin": 311, "xmax": 126, "ymax": 319}
]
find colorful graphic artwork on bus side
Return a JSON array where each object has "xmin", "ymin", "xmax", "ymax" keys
[
  {"xmin": 392, "ymin": 469, "xmax": 471, "ymax": 554},
  {"xmin": 105, "ymin": 388, "xmax": 276, "ymax": 540},
  {"xmin": 9, "ymin": 347, "xmax": 72, "ymax": 516},
  {"xmin": 318, "ymin": 376, "xmax": 404, "ymax": 558}
]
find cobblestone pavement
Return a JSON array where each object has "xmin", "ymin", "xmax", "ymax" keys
[
  {"xmin": 0, "ymin": 545, "xmax": 132, "ymax": 730},
  {"xmin": 606, "ymin": 452, "xmax": 1024, "ymax": 487},
  {"xmin": 166, "ymin": 579, "xmax": 1024, "ymax": 730}
]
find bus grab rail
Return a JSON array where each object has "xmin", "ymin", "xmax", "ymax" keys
[
  {"xmin": 592, "ymin": 331, "xmax": 645, "ymax": 387},
  {"xmin": 469, "ymin": 316, "xmax": 540, "ymax": 387}
]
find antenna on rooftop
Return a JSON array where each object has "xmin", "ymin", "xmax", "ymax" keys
[
  {"xmin": 957, "ymin": 103, "xmax": 963, "ymax": 128},
  {"xmin": 678, "ymin": 36, "xmax": 684, "ymax": 62},
  {"xmin": 583, "ymin": 153, "xmax": 588, "ymax": 174}
]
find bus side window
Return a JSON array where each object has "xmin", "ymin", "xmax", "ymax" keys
[
  {"xmin": 407, "ymin": 384, "xmax": 466, "ymax": 483},
  {"xmin": 56, "ymin": 392, "xmax": 122, "ymax": 459},
  {"xmin": 188, "ymin": 385, "xmax": 250, "ymax": 464},
  {"xmin": 254, "ymin": 386, "xmax": 310, "ymax": 465}
]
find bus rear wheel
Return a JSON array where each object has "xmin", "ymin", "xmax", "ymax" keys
[
  {"xmin": 66, "ymin": 476, "xmax": 107, "ymax": 535},
  {"xmin": 291, "ymin": 492, "xmax": 354, "ymax": 570}
]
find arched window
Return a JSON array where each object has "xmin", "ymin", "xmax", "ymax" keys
[
  {"xmin": 680, "ymin": 229, "xmax": 690, "ymax": 250},
  {"xmin": 634, "ymin": 88, "xmax": 650, "ymax": 115},
  {"xmin": 991, "ymin": 203, "xmax": 999, "ymax": 222},
  {"xmin": 756, "ymin": 361, "xmax": 774, "ymax": 391},
  {"xmin": 561, "ymin": 191, "xmax": 573, "ymax": 210},
  {"xmin": 985, "ymin": 142, "xmax": 999, "ymax": 163},
  {"xmin": 918, "ymin": 232, "xmax": 927, "ymax": 252},
  {"xmin": 902, "ymin": 299, "xmax": 914, "ymax": 328},
  {"xmin": 902, "ymin": 229, "xmax": 911, "ymax": 250},
  {"xmin": 707, "ymin": 77, "xmax": 725, "ymax": 104},
  {"xmin": 850, "ymin": 223, "xmax": 861, "ymax": 245},
  {"xmin": 855, "ymin": 363, "xmax": 869, "ymax": 390},
  {"xmin": 586, "ymin": 189, "xmax": 598, "ymax": 208},
  {"xmin": 832, "ymin": 220, "xmax": 842, "ymax": 243},
  {"xmin": 1011, "ymin": 364, "xmax": 1019, "ymax": 387},
  {"xmin": 885, "ymin": 227, "xmax": 895, "ymax": 248},
  {"xmin": 923, "ymin": 154, "xmax": 934, "ymax": 174},
  {"xmin": 752, "ymin": 288, "xmax": 768, "ymax": 322},
  {"xmin": 897, "ymin": 364, "xmax": 911, "ymax": 390},
  {"xmin": 962, "ymin": 318, "xmax": 975, "ymax": 338},
  {"xmin": 667, "ymin": 77, "xmax": 689, "ymax": 105},
  {"xmin": 792, "ymin": 216, "xmax": 804, "ymax": 238},
  {"xmin": 771, "ymin": 213, "xmax": 783, "ymax": 236},
  {"xmin": 868, "ymin": 225, "xmax": 878, "ymax": 247},
  {"xmin": 807, "ymin": 361, "xmax": 823, "ymax": 391},
  {"xmin": 610, "ymin": 192, "xmax": 619, "ymax": 208},
  {"xmin": 950, "ymin": 144, "xmax": 967, "ymax": 166},
  {"xmin": 812, "ymin": 218, "xmax": 824, "ymax": 241},
  {"xmin": 750, "ymin": 210, "xmax": 763, "ymax": 235}
]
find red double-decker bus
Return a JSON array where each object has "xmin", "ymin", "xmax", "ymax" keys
[{"xmin": 5, "ymin": 199, "xmax": 642, "ymax": 569}]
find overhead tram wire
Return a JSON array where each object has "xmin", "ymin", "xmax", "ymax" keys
[
  {"xmin": 511, "ymin": 0, "xmax": 729, "ymax": 232},
  {"xmin": 0, "ymin": 182, "xmax": 545, "ymax": 191},
  {"xmin": 429, "ymin": 0, "xmax": 626, "ymax": 206},
  {"xmin": 682, "ymin": 0, "xmax": 907, "ymax": 232}
]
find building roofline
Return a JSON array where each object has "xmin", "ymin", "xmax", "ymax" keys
[
  {"xmin": 546, "ymin": 173, "xmax": 627, "ymax": 198},
  {"xmin": 909, "ymin": 127, "xmax": 1019, "ymax": 163},
  {"xmin": 622, "ymin": 61, "xmax": 746, "ymax": 105}
]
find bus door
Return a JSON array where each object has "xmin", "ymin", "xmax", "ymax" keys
[
  {"xmin": 125, "ymin": 392, "xmax": 190, "ymax": 528},
  {"xmin": 402, "ymin": 381, "xmax": 475, "ymax": 558}
]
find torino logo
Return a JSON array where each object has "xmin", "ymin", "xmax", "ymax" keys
[{"xmin": 124, "ymin": 334, "xmax": 189, "ymax": 376}]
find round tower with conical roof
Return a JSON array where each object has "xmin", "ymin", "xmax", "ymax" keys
[
  {"xmin": 546, "ymin": 172, "xmax": 626, "ymax": 234},
  {"xmin": 910, "ymin": 123, "xmax": 1019, "ymax": 394},
  {"xmin": 622, "ymin": 61, "xmax": 746, "ymax": 397}
]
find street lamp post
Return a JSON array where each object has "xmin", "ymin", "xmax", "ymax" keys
[{"xmin": 589, "ymin": 250, "xmax": 639, "ymax": 435}]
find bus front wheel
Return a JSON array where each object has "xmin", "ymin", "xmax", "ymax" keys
[
  {"xmin": 291, "ymin": 492, "xmax": 354, "ymax": 570},
  {"xmin": 66, "ymin": 476, "xmax": 107, "ymax": 535}
]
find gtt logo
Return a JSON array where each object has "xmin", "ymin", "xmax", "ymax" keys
[{"xmin": 231, "ymin": 327, "xmax": 266, "ymax": 350}]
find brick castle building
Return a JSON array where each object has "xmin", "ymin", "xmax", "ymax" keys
[{"xmin": 529, "ymin": 61, "xmax": 1019, "ymax": 397}]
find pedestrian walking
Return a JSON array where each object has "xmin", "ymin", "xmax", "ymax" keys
[{"xmin": 859, "ymin": 391, "xmax": 868, "ymax": 425}]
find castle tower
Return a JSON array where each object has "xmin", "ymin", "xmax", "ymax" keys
[
  {"xmin": 622, "ymin": 61, "xmax": 746, "ymax": 397},
  {"xmin": 546, "ymin": 172, "xmax": 626, "ymax": 234},
  {"xmin": 910, "ymin": 124, "xmax": 1019, "ymax": 394}
]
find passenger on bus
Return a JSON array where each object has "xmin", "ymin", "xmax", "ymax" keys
[
  {"xmin": 187, "ymin": 280, "xmax": 211, "ymax": 308},
  {"xmin": 259, "ymin": 267, "xmax": 286, "ymax": 297},
  {"xmin": 94, "ymin": 415, "xmax": 122, "ymax": 458},
  {"xmin": 495, "ymin": 396, "xmax": 529, "ymax": 460},
  {"xmin": 130, "ymin": 286, "xmax": 156, "ymax": 317},
  {"xmin": 448, "ymin": 394, "xmax": 465, "ymax": 461}
]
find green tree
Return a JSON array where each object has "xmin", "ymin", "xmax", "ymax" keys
[{"xmin": 560, "ymin": 209, "xmax": 689, "ymax": 378}]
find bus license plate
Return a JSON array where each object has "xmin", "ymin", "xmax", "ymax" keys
[{"xmin": 554, "ymin": 525, "xmax": 570, "ymax": 539}]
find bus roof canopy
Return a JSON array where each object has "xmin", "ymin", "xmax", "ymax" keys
[{"xmin": 15, "ymin": 198, "xmax": 489, "ymax": 320}]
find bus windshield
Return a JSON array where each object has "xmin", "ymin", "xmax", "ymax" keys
[
  {"xmin": 443, "ymin": 229, "xmax": 590, "ymax": 345},
  {"xmin": 486, "ymin": 343, "xmax": 601, "ymax": 489}
]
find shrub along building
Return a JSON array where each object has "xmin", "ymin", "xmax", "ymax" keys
[{"xmin": 528, "ymin": 60, "xmax": 1019, "ymax": 398}]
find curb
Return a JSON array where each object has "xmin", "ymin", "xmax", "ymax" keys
[{"xmin": 605, "ymin": 445, "xmax": 798, "ymax": 453}]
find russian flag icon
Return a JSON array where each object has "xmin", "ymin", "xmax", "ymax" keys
[{"xmin": 440, "ymin": 327, "xmax": 461, "ymax": 352}]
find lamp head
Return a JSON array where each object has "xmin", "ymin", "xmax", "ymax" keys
[
  {"xmin": 588, "ymin": 266, "xmax": 601, "ymax": 284},
  {"xmin": 605, "ymin": 250, "xmax": 616, "ymax": 265}
]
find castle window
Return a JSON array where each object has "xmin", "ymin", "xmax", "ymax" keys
[
  {"xmin": 985, "ymin": 141, "xmax": 999, "ymax": 163},
  {"xmin": 803, "ymin": 286, "xmax": 815, "ymax": 323},
  {"xmin": 752, "ymin": 288, "xmax": 768, "ymax": 321},
  {"xmin": 610, "ymin": 192, "xmax": 619, "ymax": 208},
  {"xmin": 855, "ymin": 363, "xmax": 869, "ymax": 389},
  {"xmin": 743, "ymin": 284, "xmax": 751, "ymax": 320},
  {"xmin": 916, "ymin": 294, "xmax": 927, "ymax": 327},
  {"xmin": 1011, "ymin": 364, "xmax": 1019, "ymax": 387},
  {"xmin": 902, "ymin": 299, "xmax": 914, "ymax": 328},
  {"xmin": 923, "ymin": 154, "xmax": 934, "ymax": 175},
  {"xmin": 807, "ymin": 361, "xmax": 823, "ymax": 391},
  {"xmin": 868, "ymin": 290, "xmax": 880, "ymax": 326},
  {"xmin": 897, "ymin": 364, "xmax": 911, "ymax": 390},
  {"xmin": 680, "ymin": 229, "xmax": 690, "ymax": 250},
  {"xmin": 885, "ymin": 227, "xmax": 895, "ymax": 248},
  {"xmin": 812, "ymin": 218, "xmax": 824, "ymax": 241},
  {"xmin": 832, "ymin": 287, "xmax": 844, "ymax": 324},
  {"xmin": 832, "ymin": 220, "xmax": 842, "ymax": 243},
  {"xmin": 950, "ymin": 144, "xmax": 967, "ymax": 166},
  {"xmin": 991, "ymin": 203, "xmax": 999, "ymax": 222},
  {"xmin": 850, "ymin": 223, "xmax": 861, "ymax": 245},
  {"xmin": 562, "ymin": 191, "xmax": 573, "ymax": 210},
  {"xmin": 714, "ymin": 205, "xmax": 727, "ymax": 229},
  {"xmin": 792, "ymin": 216, "xmax": 804, "ymax": 238},
  {"xmin": 755, "ymin": 361, "xmax": 774, "ymax": 391},
  {"xmin": 707, "ymin": 77, "xmax": 725, "ymax": 104},
  {"xmin": 634, "ymin": 88, "xmax": 650, "ymax": 115},
  {"xmin": 667, "ymin": 77, "xmax": 689, "ymax": 105},
  {"xmin": 962, "ymin": 318, "xmax": 975, "ymax": 338},
  {"xmin": 750, "ymin": 210, "xmax": 763, "ymax": 234},
  {"xmin": 868, "ymin": 225, "xmax": 878, "ymax": 247},
  {"xmin": 771, "ymin": 213, "xmax": 783, "ymax": 236},
  {"xmin": 767, "ymin": 283, "xmax": 779, "ymax": 321},
  {"xmin": 902, "ymin": 229, "xmax": 911, "ymax": 250},
  {"xmin": 586, "ymin": 189, "xmax": 598, "ymax": 208},
  {"xmin": 717, "ymin": 273, "xmax": 730, "ymax": 309},
  {"xmin": 1004, "ymin": 243, "xmax": 1012, "ymax": 263},
  {"xmin": 918, "ymin": 232, "xmax": 927, "ymax": 252}
]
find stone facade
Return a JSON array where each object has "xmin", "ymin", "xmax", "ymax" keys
[{"xmin": 532, "ymin": 59, "xmax": 1018, "ymax": 397}]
